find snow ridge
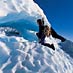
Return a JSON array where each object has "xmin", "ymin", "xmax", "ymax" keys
[
  {"xmin": 0, "ymin": 0, "xmax": 50, "ymax": 26},
  {"xmin": 0, "ymin": 0, "xmax": 51, "ymax": 42}
]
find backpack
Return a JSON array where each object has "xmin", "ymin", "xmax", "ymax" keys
[{"xmin": 44, "ymin": 25, "xmax": 51, "ymax": 37}]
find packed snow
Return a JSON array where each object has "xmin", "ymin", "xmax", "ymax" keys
[
  {"xmin": 0, "ymin": 34, "xmax": 73, "ymax": 73},
  {"xmin": 0, "ymin": 0, "xmax": 73, "ymax": 73}
]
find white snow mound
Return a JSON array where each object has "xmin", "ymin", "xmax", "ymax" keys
[{"xmin": 0, "ymin": 35, "xmax": 73, "ymax": 73}]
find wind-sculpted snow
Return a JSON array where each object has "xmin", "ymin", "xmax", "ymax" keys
[
  {"xmin": 59, "ymin": 40, "xmax": 73, "ymax": 58},
  {"xmin": 0, "ymin": 35, "xmax": 73, "ymax": 73}
]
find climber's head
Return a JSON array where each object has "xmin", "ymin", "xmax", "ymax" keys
[
  {"xmin": 37, "ymin": 19, "xmax": 43, "ymax": 26},
  {"xmin": 37, "ymin": 19, "xmax": 42, "ymax": 25}
]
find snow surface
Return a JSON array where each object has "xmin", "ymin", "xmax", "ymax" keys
[
  {"xmin": 0, "ymin": 0, "xmax": 51, "ymax": 42},
  {"xmin": 0, "ymin": 34, "xmax": 73, "ymax": 73},
  {"xmin": 0, "ymin": 0, "xmax": 73, "ymax": 73}
]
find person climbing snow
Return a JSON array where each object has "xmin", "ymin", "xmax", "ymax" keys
[
  {"xmin": 36, "ymin": 18, "xmax": 55, "ymax": 50},
  {"xmin": 36, "ymin": 18, "xmax": 66, "ymax": 50}
]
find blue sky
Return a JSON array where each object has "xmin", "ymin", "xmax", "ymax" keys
[{"xmin": 35, "ymin": 0, "xmax": 73, "ymax": 41}]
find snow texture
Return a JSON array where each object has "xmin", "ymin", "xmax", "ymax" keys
[
  {"xmin": 0, "ymin": 0, "xmax": 73, "ymax": 73},
  {"xmin": 0, "ymin": 35, "xmax": 73, "ymax": 73}
]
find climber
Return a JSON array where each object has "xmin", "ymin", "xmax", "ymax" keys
[
  {"xmin": 36, "ymin": 18, "xmax": 66, "ymax": 50},
  {"xmin": 36, "ymin": 18, "xmax": 55, "ymax": 50},
  {"xmin": 36, "ymin": 18, "xmax": 66, "ymax": 42}
]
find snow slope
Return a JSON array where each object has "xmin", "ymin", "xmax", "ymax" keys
[
  {"xmin": 0, "ymin": 0, "xmax": 51, "ymax": 42},
  {"xmin": 0, "ymin": 0, "xmax": 73, "ymax": 73},
  {"xmin": 0, "ymin": 34, "xmax": 73, "ymax": 73},
  {"xmin": 59, "ymin": 40, "xmax": 73, "ymax": 58}
]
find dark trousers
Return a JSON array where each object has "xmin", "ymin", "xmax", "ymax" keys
[
  {"xmin": 51, "ymin": 27, "xmax": 66, "ymax": 42},
  {"xmin": 42, "ymin": 43, "xmax": 55, "ymax": 50}
]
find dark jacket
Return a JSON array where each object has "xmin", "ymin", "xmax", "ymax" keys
[{"xmin": 36, "ymin": 24, "xmax": 44, "ymax": 39}]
